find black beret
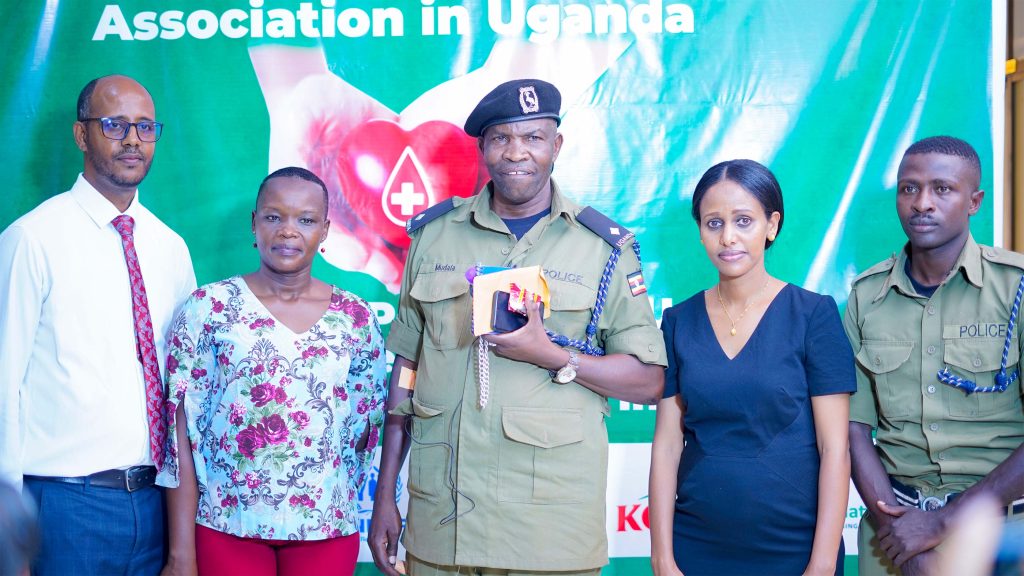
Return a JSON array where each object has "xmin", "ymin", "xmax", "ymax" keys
[{"xmin": 464, "ymin": 79, "xmax": 562, "ymax": 137}]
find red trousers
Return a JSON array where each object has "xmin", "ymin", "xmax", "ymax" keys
[{"xmin": 195, "ymin": 524, "xmax": 359, "ymax": 576}]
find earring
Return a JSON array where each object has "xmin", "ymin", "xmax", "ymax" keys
[
  {"xmin": 767, "ymin": 234, "xmax": 776, "ymax": 242},
  {"xmin": 320, "ymin": 246, "xmax": 326, "ymax": 254},
  {"xmin": 253, "ymin": 242, "xmax": 257, "ymax": 248}
]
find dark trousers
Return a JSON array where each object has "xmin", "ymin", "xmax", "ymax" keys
[{"xmin": 23, "ymin": 477, "xmax": 165, "ymax": 576}]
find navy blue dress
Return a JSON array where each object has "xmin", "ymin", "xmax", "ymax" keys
[{"xmin": 661, "ymin": 284, "xmax": 855, "ymax": 576}]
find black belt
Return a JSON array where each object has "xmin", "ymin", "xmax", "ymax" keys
[
  {"xmin": 890, "ymin": 476, "xmax": 1024, "ymax": 516},
  {"xmin": 25, "ymin": 466, "xmax": 157, "ymax": 492}
]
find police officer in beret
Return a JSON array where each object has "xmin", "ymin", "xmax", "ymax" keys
[
  {"xmin": 846, "ymin": 136, "xmax": 1024, "ymax": 575},
  {"xmin": 369, "ymin": 79, "xmax": 667, "ymax": 576}
]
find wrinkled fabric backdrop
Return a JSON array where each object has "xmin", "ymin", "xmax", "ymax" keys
[{"xmin": 0, "ymin": 1, "xmax": 1000, "ymax": 573}]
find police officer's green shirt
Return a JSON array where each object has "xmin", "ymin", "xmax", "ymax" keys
[
  {"xmin": 386, "ymin": 181, "xmax": 667, "ymax": 571},
  {"xmin": 845, "ymin": 235, "xmax": 1024, "ymax": 493}
]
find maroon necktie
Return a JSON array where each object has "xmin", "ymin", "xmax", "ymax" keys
[{"xmin": 112, "ymin": 215, "xmax": 166, "ymax": 470}]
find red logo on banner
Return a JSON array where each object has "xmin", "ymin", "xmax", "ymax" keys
[
  {"xmin": 617, "ymin": 503, "xmax": 650, "ymax": 532},
  {"xmin": 382, "ymin": 147, "xmax": 432, "ymax": 226},
  {"xmin": 334, "ymin": 119, "xmax": 488, "ymax": 250}
]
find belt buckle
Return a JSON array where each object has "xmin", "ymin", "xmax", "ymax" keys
[
  {"xmin": 920, "ymin": 496, "xmax": 944, "ymax": 511},
  {"xmin": 124, "ymin": 467, "xmax": 150, "ymax": 493}
]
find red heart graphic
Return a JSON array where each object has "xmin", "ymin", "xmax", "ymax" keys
[{"xmin": 334, "ymin": 119, "xmax": 488, "ymax": 249}]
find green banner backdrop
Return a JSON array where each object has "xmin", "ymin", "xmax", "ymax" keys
[{"xmin": 0, "ymin": 1, "xmax": 1001, "ymax": 573}]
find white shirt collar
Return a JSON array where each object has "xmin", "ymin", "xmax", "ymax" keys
[{"xmin": 68, "ymin": 173, "xmax": 144, "ymax": 229}]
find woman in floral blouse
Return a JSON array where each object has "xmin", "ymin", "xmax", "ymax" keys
[{"xmin": 158, "ymin": 167, "xmax": 387, "ymax": 576}]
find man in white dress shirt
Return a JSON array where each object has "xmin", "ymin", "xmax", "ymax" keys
[{"xmin": 0, "ymin": 75, "xmax": 196, "ymax": 575}]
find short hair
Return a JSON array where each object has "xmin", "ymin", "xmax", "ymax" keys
[
  {"xmin": 690, "ymin": 159, "xmax": 785, "ymax": 248},
  {"xmin": 77, "ymin": 78, "xmax": 101, "ymax": 120},
  {"xmin": 257, "ymin": 166, "xmax": 329, "ymax": 214},
  {"xmin": 903, "ymin": 136, "xmax": 982, "ymax": 182},
  {"xmin": 77, "ymin": 75, "xmax": 154, "ymax": 121}
]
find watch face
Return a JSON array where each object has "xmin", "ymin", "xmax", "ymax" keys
[{"xmin": 555, "ymin": 366, "xmax": 576, "ymax": 384}]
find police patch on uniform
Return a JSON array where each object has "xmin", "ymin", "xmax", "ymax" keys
[
  {"xmin": 627, "ymin": 270, "xmax": 647, "ymax": 297},
  {"xmin": 519, "ymin": 86, "xmax": 539, "ymax": 114}
]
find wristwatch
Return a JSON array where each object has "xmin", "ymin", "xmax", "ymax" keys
[{"xmin": 553, "ymin": 349, "xmax": 580, "ymax": 384}]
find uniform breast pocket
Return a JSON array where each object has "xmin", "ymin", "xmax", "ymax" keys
[
  {"xmin": 546, "ymin": 284, "xmax": 596, "ymax": 339},
  {"xmin": 856, "ymin": 341, "xmax": 915, "ymax": 419},
  {"xmin": 410, "ymin": 271, "xmax": 471, "ymax": 351},
  {"xmin": 498, "ymin": 407, "xmax": 594, "ymax": 504},
  {"xmin": 942, "ymin": 337, "xmax": 1022, "ymax": 418}
]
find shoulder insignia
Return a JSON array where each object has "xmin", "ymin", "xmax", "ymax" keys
[
  {"xmin": 853, "ymin": 253, "xmax": 898, "ymax": 283},
  {"xmin": 406, "ymin": 198, "xmax": 458, "ymax": 235},
  {"xmin": 576, "ymin": 206, "xmax": 634, "ymax": 249},
  {"xmin": 981, "ymin": 245, "xmax": 1024, "ymax": 271}
]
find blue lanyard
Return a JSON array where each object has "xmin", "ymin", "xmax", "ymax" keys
[
  {"xmin": 546, "ymin": 240, "xmax": 643, "ymax": 357},
  {"xmin": 938, "ymin": 274, "xmax": 1024, "ymax": 394}
]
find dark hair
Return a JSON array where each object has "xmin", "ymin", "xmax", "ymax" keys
[
  {"xmin": 690, "ymin": 159, "xmax": 784, "ymax": 248},
  {"xmin": 903, "ymin": 135, "xmax": 982, "ymax": 181},
  {"xmin": 257, "ymin": 166, "xmax": 329, "ymax": 214},
  {"xmin": 77, "ymin": 75, "xmax": 154, "ymax": 121},
  {"xmin": 77, "ymin": 78, "xmax": 100, "ymax": 120}
]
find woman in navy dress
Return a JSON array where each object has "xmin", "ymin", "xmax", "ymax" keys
[{"xmin": 649, "ymin": 160, "xmax": 856, "ymax": 576}]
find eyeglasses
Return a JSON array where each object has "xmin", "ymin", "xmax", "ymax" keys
[{"xmin": 80, "ymin": 117, "xmax": 163, "ymax": 142}]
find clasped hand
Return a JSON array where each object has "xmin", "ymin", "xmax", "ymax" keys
[
  {"xmin": 483, "ymin": 298, "xmax": 563, "ymax": 369},
  {"xmin": 875, "ymin": 500, "xmax": 947, "ymax": 567}
]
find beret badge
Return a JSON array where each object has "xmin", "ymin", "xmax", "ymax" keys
[{"xmin": 519, "ymin": 86, "xmax": 540, "ymax": 114}]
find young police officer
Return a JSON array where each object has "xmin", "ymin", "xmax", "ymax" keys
[{"xmin": 846, "ymin": 136, "xmax": 1024, "ymax": 575}]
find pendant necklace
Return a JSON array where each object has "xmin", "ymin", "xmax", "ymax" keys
[{"xmin": 717, "ymin": 279, "xmax": 771, "ymax": 336}]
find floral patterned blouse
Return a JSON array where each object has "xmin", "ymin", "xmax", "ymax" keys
[{"xmin": 156, "ymin": 276, "xmax": 386, "ymax": 540}]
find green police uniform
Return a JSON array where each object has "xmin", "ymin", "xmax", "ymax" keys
[
  {"xmin": 844, "ymin": 234, "xmax": 1024, "ymax": 574},
  {"xmin": 386, "ymin": 180, "xmax": 667, "ymax": 572}
]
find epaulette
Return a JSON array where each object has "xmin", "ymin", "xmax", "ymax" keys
[
  {"xmin": 576, "ymin": 206, "xmax": 634, "ymax": 249},
  {"xmin": 406, "ymin": 198, "xmax": 458, "ymax": 235},
  {"xmin": 981, "ymin": 245, "xmax": 1024, "ymax": 271},
  {"xmin": 852, "ymin": 253, "xmax": 898, "ymax": 283}
]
